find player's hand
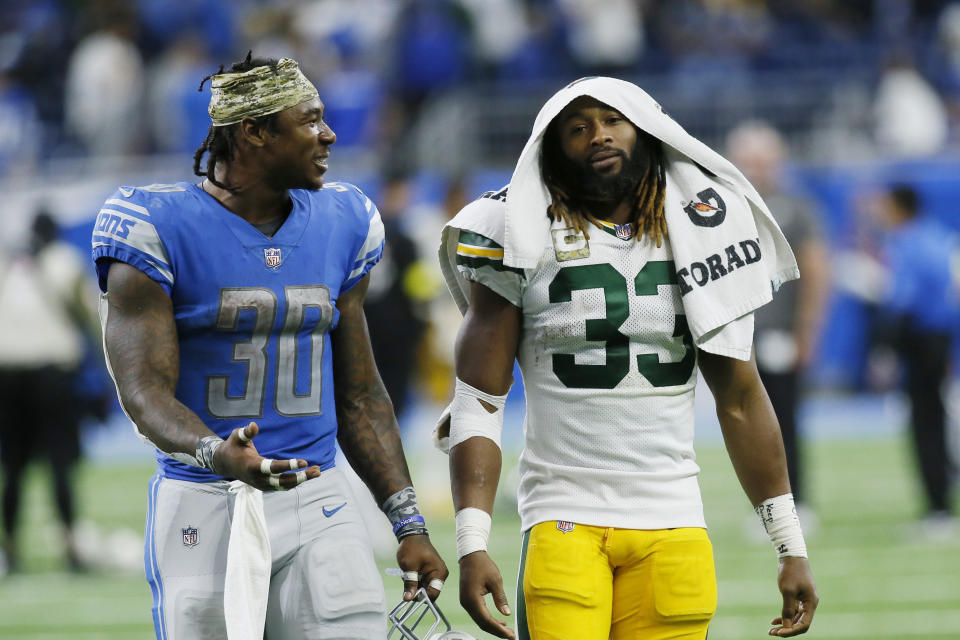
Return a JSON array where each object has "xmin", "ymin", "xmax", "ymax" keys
[
  {"xmin": 396, "ymin": 534, "xmax": 449, "ymax": 602},
  {"xmin": 458, "ymin": 550, "xmax": 514, "ymax": 639},
  {"xmin": 770, "ymin": 556, "xmax": 819, "ymax": 636},
  {"xmin": 211, "ymin": 422, "xmax": 322, "ymax": 491}
]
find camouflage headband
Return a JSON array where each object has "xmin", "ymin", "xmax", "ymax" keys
[{"xmin": 208, "ymin": 57, "xmax": 319, "ymax": 127}]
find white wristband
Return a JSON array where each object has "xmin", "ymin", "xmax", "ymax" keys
[
  {"xmin": 754, "ymin": 493, "xmax": 808, "ymax": 559},
  {"xmin": 455, "ymin": 507, "xmax": 492, "ymax": 560}
]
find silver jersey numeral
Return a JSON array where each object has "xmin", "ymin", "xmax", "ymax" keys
[
  {"xmin": 206, "ymin": 286, "xmax": 333, "ymax": 418},
  {"xmin": 276, "ymin": 285, "xmax": 333, "ymax": 416}
]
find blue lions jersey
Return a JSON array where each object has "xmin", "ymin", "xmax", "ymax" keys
[{"xmin": 92, "ymin": 181, "xmax": 384, "ymax": 481}]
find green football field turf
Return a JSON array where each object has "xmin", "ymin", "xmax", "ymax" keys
[{"xmin": 1, "ymin": 435, "xmax": 957, "ymax": 639}]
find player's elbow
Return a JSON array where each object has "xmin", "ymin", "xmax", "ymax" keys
[
  {"xmin": 713, "ymin": 385, "xmax": 758, "ymax": 428},
  {"xmin": 714, "ymin": 400, "xmax": 749, "ymax": 430},
  {"xmin": 117, "ymin": 372, "xmax": 172, "ymax": 420}
]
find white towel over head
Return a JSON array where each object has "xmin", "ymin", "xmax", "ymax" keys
[{"xmin": 500, "ymin": 76, "xmax": 799, "ymax": 359}]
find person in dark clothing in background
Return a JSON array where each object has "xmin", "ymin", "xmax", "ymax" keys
[
  {"xmin": 0, "ymin": 210, "xmax": 99, "ymax": 573},
  {"xmin": 365, "ymin": 172, "xmax": 428, "ymax": 422},
  {"xmin": 874, "ymin": 184, "xmax": 959, "ymax": 537},
  {"xmin": 726, "ymin": 122, "xmax": 831, "ymax": 524}
]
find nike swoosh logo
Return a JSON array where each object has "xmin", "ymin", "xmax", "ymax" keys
[{"xmin": 322, "ymin": 503, "xmax": 347, "ymax": 518}]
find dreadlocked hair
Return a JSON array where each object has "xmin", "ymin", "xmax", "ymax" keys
[
  {"xmin": 193, "ymin": 52, "xmax": 283, "ymax": 191},
  {"xmin": 540, "ymin": 124, "xmax": 668, "ymax": 247}
]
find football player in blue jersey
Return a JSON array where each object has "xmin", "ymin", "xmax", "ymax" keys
[{"xmin": 93, "ymin": 53, "xmax": 447, "ymax": 639}]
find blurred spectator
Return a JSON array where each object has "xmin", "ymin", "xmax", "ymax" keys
[
  {"xmin": 726, "ymin": 121, "xmax": 831, "ymax": 521},
  {"xmin": 0, "ymin": 209, "xmax": 100, "ymax": 573},
  {"xmin": 653, "ymin": 0, "xmax": 770, "ymax": 96},
  {"xmin": 364, "ymin": 172, "xmax": 430, "ymax": 422},
  {"xmin": 455, "ymin": 0, "xmax": 528, "ymax": 76},
  {"xmin": 937, "ymin": 5, "xmax": 960, "ymax": 76},
  {"xmin": 496, "ymin": 2, "xmax": 571, "ymax": 81},
  {"xmin": 408, "ymin": 175, "xmax": 471, "ymax": 403},
  {"xmin": 0, "ymin": 0, "xmax": 957, "ymax": 170},
  {"xmin": 874, "ymin": 56, "xmax": 949, "ymax": 157},
  {"xmin": 294, "ymin": 0, "xmax": 402, "ymax": 52},
  {"xmin": 64, "ymin": 4, "xmax": 145, "ymax": 157},
  {"xmin": 241, "ymin": 3, "xmax": 339, "ymax": 81},
  {"xmin": 388, "ymin": 0, "xmax": 470, "ymax": 135},
  {"xmin": 1, "ymin": 0, "xmax": 77, "ymax": 146},
  {"xmin": 871, "ymin": 185, "xmax": 959, "ymax": 536},
  {"xmin": 286, "ymin": 0, "xmax": 396, "ymax": 151},
  {"xmin": 932, "ymin": 3, "xmax": 960, "ymax": 137},
  {"xmin": 316, "ymin": 45, "xmax": 385, "ymax": 149},
  {"xmin": 136, "ymin": 0, "xmax": 236, "ymax": 59},
  {"xmin": 830, "ymin": 188, "xmax": 892, "ymax": 390},
  {"xmin": 0, "ymin": 70, "xmax": 41, "ymax": 177},
  {"xmin": 146, "ymin": 33, "xmax": 213, "ymax": 154},
  {"xmin": 557, "ymin": 0, "xmax": 644, "ymax": 73}
]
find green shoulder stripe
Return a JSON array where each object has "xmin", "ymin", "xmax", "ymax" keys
[
  {"xmin": 455, "ymin": 254, "xmax": 524, "ymax": 275},
  {"xmin": 458, "ymin": 230, "xmax": 503, "ymax": 249}
]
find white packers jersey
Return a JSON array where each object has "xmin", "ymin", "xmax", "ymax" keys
[{"xmin": 454, "ymin": 190, "xmax": 709, "ymax": 531}]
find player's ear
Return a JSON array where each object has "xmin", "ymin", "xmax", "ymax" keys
[{"xmin": 237, "ymin": 117, "xmax": 271, "ymax": 148}]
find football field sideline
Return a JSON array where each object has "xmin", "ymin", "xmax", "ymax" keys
[{"xmin": 0, "ymin": 436, "xmax": 957, "ymax": 639}]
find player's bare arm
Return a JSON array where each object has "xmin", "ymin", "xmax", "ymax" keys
[
  {"xmin": 699, "ymin": 349, "xmax": 819, "ymax": 637},
  {"xmin": 450, "ymin": 281, "xmax": 522, "ymax": 640},
  {"xmin": 331, "ymin": 272, "xmax": 415, "ymax": 502},
  {"xmin": 102, "ymin": 261, "xmax": 319, "ymax": 490},
  {"xmin": 331, "ymin": 272, "xmax": 448, "ymax": 600}
]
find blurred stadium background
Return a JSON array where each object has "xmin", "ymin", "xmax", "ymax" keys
[{"xmin": 1, "ymin": 0, "xmax": 959, "ymax": 638}]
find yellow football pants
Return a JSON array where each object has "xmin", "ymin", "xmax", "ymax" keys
[{"xmin": 517, "ymin": 522, "xmax": 717, "ymax": 640}]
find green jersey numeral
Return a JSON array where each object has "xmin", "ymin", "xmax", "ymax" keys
[{"xmin": 548, "ymin": 261, "xmax": 695, "ymax": 389}]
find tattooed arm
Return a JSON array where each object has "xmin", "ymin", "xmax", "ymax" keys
[
  {"xmin": 331, "ymin": 273, "xmax": 413, "ymax": 499},
  {"xmin": 103, "ymin": 261, "xmax": 208, "ymax": 455},
  {"xmin": 102, "ymin": 261, "xmax": 318, "ymax": 490},
  {"xmin": 331, "ymin": 273, "xmax": 448, "ymax": 600}
]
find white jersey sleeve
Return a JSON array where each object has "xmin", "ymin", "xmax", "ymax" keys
[
  {"xmin": 439, "ymin": 186, "xmax": 527, "ymax": 312},
  {"xmin": 454, "ymin": 229, "xmax": 525, "ymax": 308}
]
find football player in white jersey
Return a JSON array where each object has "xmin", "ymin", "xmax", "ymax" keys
[{"xmin": 439, "ymin": 81, "xmax": 818, "ymax": 639}]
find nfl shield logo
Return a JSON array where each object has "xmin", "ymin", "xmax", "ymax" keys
[
  {"xmin": 264, "ymin": 248, "xmax": 282, "ymax": 268},
  {"xmin": 182, "ymin": 526, "xmax": 199, "ymax": 547},
  {"xmin": 556, "ymin": 520, "xmax": 575, "ymax": 533},
  {"xmin": 614, "ymin": 223, "xmax": 633, "ymax": 240}
]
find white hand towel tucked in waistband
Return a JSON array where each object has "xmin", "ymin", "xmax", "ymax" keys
[{"xmin": 224, "ymin": 480, "xmax": 271, "ymax": 640}]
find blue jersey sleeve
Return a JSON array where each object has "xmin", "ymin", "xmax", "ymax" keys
[
  {"xmin": 330, "ymin": 183, "xmax": 385, "ymax": 293},
  {"xmin": 91, "ymin": 185, "xmax": 178, "ymax": 294}
]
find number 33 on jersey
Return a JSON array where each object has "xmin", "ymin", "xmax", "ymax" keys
[
  {"xmin": 455, "ymin": 193, "xmax": 695, "ymax": 395},
  {"xmin": 448, "ymin": 190, "xmax": 716, "ymax": 531}
]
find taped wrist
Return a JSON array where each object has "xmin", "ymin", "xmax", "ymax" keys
[
  {"xmin": 195, "ymin": 435, "xmax": 225, "ymax": 474},
  {"xmin": 382, "ymin": 487, "xmax": 428, "ymax": 541},
  {"xmin": 755, "ymin": 493, "xmax": 808, "ymax": 559},
  {"xmin": 455, "ymin": 507, "xmax": 491, "ymax": 560},
  {"xmin": 449, "ymin": 378, "xmax": 508, "ymax": 450}
]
